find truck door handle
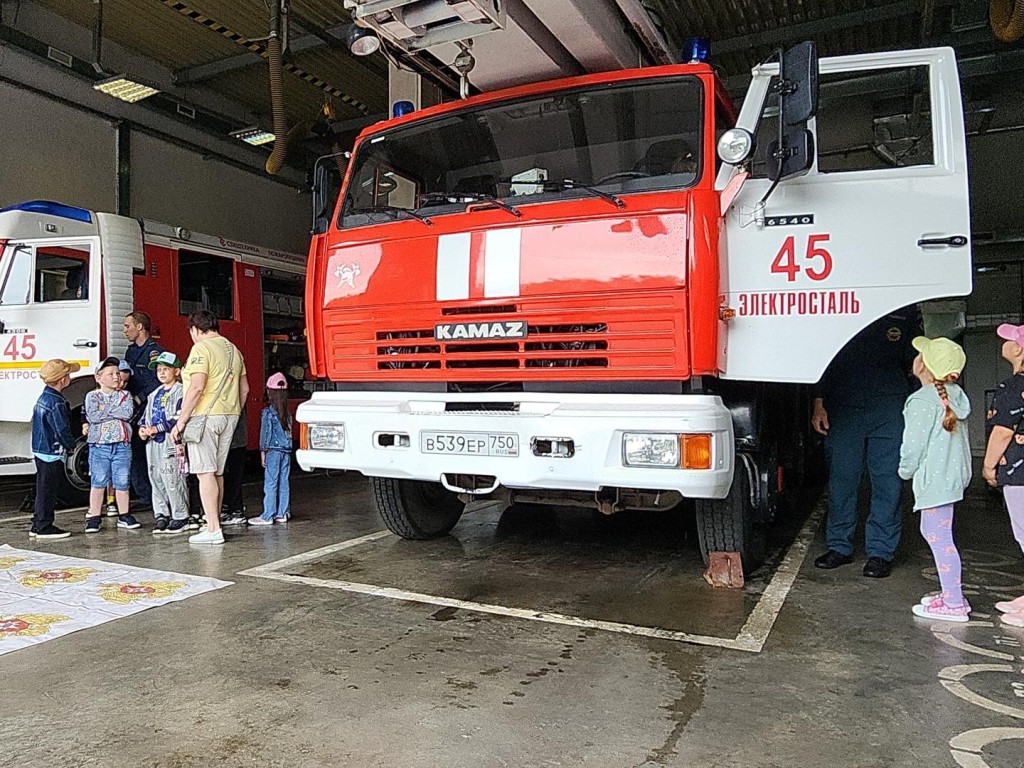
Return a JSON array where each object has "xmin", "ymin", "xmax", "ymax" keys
[
  {"xmin": 73, "ymin": 339, "xmax": 97, "ymax": 348},
  {"xmin": 917, "ymin": 235, "xmax": 968, "ymax": 248}
]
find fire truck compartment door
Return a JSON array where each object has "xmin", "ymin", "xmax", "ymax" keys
[
  {"xmin": 716, "ymin": 47, "xmax": 971, "ymax": 384},
  {"xmin": 0, "ymin": 237, "xmax": 102, "ymax": 421}
]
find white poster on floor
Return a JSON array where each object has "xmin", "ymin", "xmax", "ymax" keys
[{"xmin": 0, "ymin": 544, "xmax": 231, "ymax": 656}]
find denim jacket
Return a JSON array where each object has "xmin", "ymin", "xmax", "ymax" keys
[
  {"xmin": 260, "ymin": 407, "xmax": 292, "ymax": 452},
  {"xmin": 32, "ymin": 386, "xmax": 76, "ymax": 460}
]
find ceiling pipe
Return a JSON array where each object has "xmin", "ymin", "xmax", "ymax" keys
[
  {"xmin": 265, "ymin": 1, "xmax": 290, "ymax": 175},
  {"xmin": 990, "ymin": 0, "xmax": 1024, "ymax": 41}
]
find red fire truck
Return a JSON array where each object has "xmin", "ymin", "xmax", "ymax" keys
[
  {"xmin": 0, "ymin": 202, "xmax": 309, "ymax": 503},
  {"xmin": 298, "ymin": 43, "xmax": 972, "ymax": 570}
]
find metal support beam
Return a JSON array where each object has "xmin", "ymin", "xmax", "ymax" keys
[
  {"xmin": 713, "ymin": 0, "xmax": 961, "ymax": 55},
  {"xmin": 504, "ymin": 0, "xmax": 586, "ymax": 77},
  {"xmin": 115, "ymin": 121, "xmax": 131, "ymax": 216}
]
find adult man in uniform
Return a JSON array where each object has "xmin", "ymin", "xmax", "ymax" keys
[
  {"xmin": 811, "ymin": 310, "xmax": 917, "ymax": 578},
  {"xmin": 123, "ymin": 311, "xmax": 165, "ymax": 510}
]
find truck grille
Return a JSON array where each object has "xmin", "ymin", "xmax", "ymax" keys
[{"xmin": 323, "ymin": 293, "xmax": 687, "ymax": 380}]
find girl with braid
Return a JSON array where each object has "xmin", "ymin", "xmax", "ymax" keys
[{"xmin": 898, "ymin": 337, "xmax": 972, "ymax": 622}]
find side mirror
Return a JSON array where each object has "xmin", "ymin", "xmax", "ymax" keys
[
  {"xmin": 311, "ymin": 163, "xmax": 329, "ymax": 235},
  {"xmin": 767, "ymin": 41, "xmax": 819, "ymax": 182}
]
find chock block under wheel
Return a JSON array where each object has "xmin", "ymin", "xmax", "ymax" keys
[{"xmin": 703, "ymin": 551, "xmax": 745, "ymax": 589}]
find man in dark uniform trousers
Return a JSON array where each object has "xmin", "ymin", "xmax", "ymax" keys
[{"xmin": 811, "ymin": 309, "xmax": 917, "ymax": 578}]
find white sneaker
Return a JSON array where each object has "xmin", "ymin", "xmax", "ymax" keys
[
  {"xmin": 995, "ymin": 595, "xmax": 1024, "ymax": 614},
  {"xmin": 188, "ymin": 529, "xmax": 224, "ymax": 545},
  {"xmin": 247, "ymin": 516, "xmax": 274, "ymax": 526}
]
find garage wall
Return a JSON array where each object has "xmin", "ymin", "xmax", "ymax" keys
[
  {"xmin": 0, "ymin": 83, "xmax": 311, "ymax": 255},
  {"xmin": 0, "ymin": 82, "xmax": 116, "ymax": 213},
  {"xmin": 130, "ymin": 133, "xmax": 311, "ymax": 255}
]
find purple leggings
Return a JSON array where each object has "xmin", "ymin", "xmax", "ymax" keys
[
  {"xmin": 1005, "ymin": 487, "xmax": 1024, "ymax": 553},
  {"xmin": 920, "ymin": 504, "xmax": 964, "ymax": 607}
]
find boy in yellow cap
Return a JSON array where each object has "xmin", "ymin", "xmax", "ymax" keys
[
  {"xmin": 898, "ymin": 336, "xmax": 972, "ymax": 622},
  {"xmin": 31, "ymin": 359, "xmax": 81, "ymax": 540}
]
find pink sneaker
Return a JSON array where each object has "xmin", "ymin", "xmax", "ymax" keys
[
  {"xmin": 995, "ymin": 595, "xmax": 1024, "ymax": 614},
  {"xmin": 912, "ymin": 600, "xmax": 969, "ymax": 623},
  {"xmin": 1001, "ymin": 612, "xmax": 1024, "ymax": 628},
  {"xmin": 920, "ymin": 593, "xmax": 972, "ymax": 612}
]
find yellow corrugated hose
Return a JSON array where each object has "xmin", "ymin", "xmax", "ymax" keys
[{"xmin": 991, "ymin": 0, "xmax": 1024, "ymax": 42}]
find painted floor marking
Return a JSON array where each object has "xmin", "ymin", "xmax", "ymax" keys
[{"xmin": 239, "ymin": 501, "xmax": 826, "ymax": 653}]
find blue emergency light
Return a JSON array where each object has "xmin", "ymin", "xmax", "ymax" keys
[
  {"xmin": 0, "ymin": 200, "xmax": 93, "ymax": 223},
  {"xmin": 393, "ymin": 100, "xmax": 415, "ymax": 118},
  {"xmin": 682, "ymin": 37, "xmax": 710, "ymax": 64}
]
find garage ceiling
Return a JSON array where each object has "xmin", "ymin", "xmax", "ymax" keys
[{"xmin": 2, "ymin": 0, "xmax": 1022, "ymax": 172}]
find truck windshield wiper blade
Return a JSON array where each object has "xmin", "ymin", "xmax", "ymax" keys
[
  {"xmin": 545, "ymin": 180, "xmax": 625, "ymax": 209},
  {"xmin": 352, "ymin": 205, "xmax": 434, "ymax": 227},
  {"xmin": 418, "ymin": 191, "xmax": 522, "ymax": 218}
]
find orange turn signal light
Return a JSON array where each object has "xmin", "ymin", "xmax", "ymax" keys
[
  {"xmin": 679, "ymin": 434, "xmax": 712, "ymax": 469},
  {"xmin": 299, "ymin": 422, "xmax": 309, "ymax": 451}
]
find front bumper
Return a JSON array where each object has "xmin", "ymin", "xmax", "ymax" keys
[{"xmin": 297, "ymin": 391, "xmax": 734, "ymax": 500}]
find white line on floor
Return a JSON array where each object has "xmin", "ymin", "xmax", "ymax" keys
[{"xmin": 239, "ymin": 500, "xmax": 827, "ymax": 652}]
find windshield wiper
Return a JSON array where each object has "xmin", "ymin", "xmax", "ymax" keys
[
  {"xmin": 418, "ymin": 191, "xmax": 522, "ymax": 219},
  {"xmin": 545, "ymin": 180, "xmax": 625, "ymax": 209},
  {"xmin": 349, "ymin": 205, "xmax": 434, "ymax": 227}
]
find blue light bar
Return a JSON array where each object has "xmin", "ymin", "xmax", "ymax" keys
[
  {"xmin": 682, "ymin": 37, "xmax": 710, "ymax": 64},
  {"xmin": 0, "ymin": 200, "xmax": 93, "ymax": 223},
  {"xmin": 392, "ymin": 100, "xmax": 415, "ymax": 118}
]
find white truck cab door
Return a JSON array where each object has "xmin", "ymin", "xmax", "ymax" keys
[
  {"xmin": 716, "ymin": 47, "xmax": 971, "ymax": 383},
  {"xmin": 0, "ymin": 237, "xmax": 101, "ymax": 421}
]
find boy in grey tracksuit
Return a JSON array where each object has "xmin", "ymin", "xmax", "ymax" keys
[{"xmin": 139, "ymin": 352, "xmax": 190, "ymax": 535}]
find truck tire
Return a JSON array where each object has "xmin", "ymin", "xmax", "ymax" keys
[
  {"xmin": 371, "ymin": 477, "xmax": 464, "ymax": 539},
  {"xmin": 56, "ymin": 436, "xmax": 91, "ymax": 507},
  {"xmin": 695, "ymin": 459, "xmax": 767, "ymax": 574}
]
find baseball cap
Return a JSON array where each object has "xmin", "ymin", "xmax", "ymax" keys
[
  {"xmin": 97, "ymin": 356, "xmax": 121, "ymax": 372},
  {"xmin": 266, "ymin": 372, "xmax": 288, "ymax": 390},
  {"xmin": 39, "ymin": 359, "xmax": 80, "ymax": 385},
  {"xmin": 117, "ymin": 360, "xmax": 132, "ymax": 374},
  {"xmin": 148, "ymin": 351, "xmax": 182, "ymax": 369},
  {"xmin": 997, "ymin": 324, "xmax": 1024, "ymax": 346},
  {"xmin": 912, "ymin": 336, "xmax": 966, "ymax": 380}
]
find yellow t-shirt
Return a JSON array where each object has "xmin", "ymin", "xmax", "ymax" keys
[{"xmin": 183, "ymin": 337, "xmax": 246, "ymax": 416}]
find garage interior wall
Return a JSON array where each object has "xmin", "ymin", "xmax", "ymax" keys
[{"xmin": 0, "ymin": 83, "xmax": 311, "ymax": 255}]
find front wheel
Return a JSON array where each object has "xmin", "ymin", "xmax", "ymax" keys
[
  {"xmin": 56, "ymin": 437, "xmax": 91, "ymax": 507},
  {"xmin": 371, "ymin": 477, "xmax": 464, "ymax": 539},
  {"xmin": 695, "ymin": 457, "xmax": 766, "ymax": 574}
]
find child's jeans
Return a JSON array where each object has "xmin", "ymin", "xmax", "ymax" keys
[
  {"xmin": 262, "ymin": 450, "xmax": 291, "ymax": 521},
  {"xmin": 32, "ymin": 458, "xmax": 62, "ymax": 532},
  {"xmin": 89, "ymin": 443, "xmax": 131, "ymax": 491}
]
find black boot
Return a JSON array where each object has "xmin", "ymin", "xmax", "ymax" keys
[{"xmin": 814, "ymin": 550, "xmax": 854, "ymax": 569}]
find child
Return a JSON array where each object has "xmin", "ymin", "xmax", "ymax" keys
[
  {"xmin": 84, "ymin": 357, "xmax": 141, "ymax": 532},
  {"xmin": 899, "ymin": 337, "xmax": 972, "ymax": 622},
  {"xmin": 30, "ymin": 359, "xmax": 81, "ymax": 540},
  {"xmin": 983, "ymin": 323, "xmax": 1024, "ymax": 628},
  {"xmin": 249, "ymin": 373, "xmax": 292, "ymax": 526},
  {"xmin": 138, "ymin": 352, "xmax": 190, "ymax": 536}
]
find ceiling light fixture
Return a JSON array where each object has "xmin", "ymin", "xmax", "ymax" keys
[
  {"xmin": 230, "ymin": 126, "xmax": 276, "ymax": 146},
  {"xmin": 93, "ymin": 75, "xmax": 160, "ymax": 103}
]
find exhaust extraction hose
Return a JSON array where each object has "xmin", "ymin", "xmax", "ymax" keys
[
  {"xmin": 265, "ymin": 32, "xmax": 290, "ymax": 175},
  {"xmin": 991, "ymin": 0, "xmax": 1024, "ymax": 42}
]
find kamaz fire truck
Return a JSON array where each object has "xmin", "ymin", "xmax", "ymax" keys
[
  {"xmin": 297, "ymin": 44, "xmax": 972, "ymax": 570},
  {"xmin": 0, "ymin": 201, "xmax": 308, "ymax": 503}
]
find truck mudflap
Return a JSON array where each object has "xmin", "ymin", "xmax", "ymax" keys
[{"xmin": 297, "ymin": 391, "xmax": 735, "ymax": 499}]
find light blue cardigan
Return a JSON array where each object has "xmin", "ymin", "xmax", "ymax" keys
[{"xmin": 898, "ymin": 383, "xmax": 972, "ymax": 511}]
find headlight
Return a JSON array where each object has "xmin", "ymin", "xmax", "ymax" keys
[
  {"xmin": 717, "ymin": 128, "xmax": 755, "ymax": 165},
  {"xmin": 623, "ymin": 433, "xmax": 679, "ymax": 468},
  {"xmin": 622, "ymin": 433, "xmax": 712, "ymax": 469},
  {"xmin": 308, "ymin": 423, "xmax": 346, "ymax": 451}
]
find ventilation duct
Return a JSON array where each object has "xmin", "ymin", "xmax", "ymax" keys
[{"xmin": 344, "ymin": 0, "xmax": 505, "ymax": 52}]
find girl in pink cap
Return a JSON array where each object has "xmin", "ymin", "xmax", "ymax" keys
[
  {"xmin": 251, "ymin": 372, "xmax": 293, "ymax": 526},
  {"xmin": 983, "ymin": 323, "xmax": 1024, "ymax": 627}
]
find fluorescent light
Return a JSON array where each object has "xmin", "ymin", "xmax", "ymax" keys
[
  {"xmin": 230, "ymin": 126, "xmax": 276, "ymax": 146},
  {"xmin": 93, "ymin": 75, "xmax": 160, "ymax": 103}
]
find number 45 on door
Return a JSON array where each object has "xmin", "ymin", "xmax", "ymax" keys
[
  {"xmin": 2, "ymin": 334, "xmax": 37, "ymax": 361},
  {"xmin": 770, "ymin": 234, "xmax": 833, "ymax": 282}
]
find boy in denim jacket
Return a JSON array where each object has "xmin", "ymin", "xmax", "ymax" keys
[
  {"xmin": 84, "ymin": 357, "xmax": 141, "ymax": 532},
  {"xmin": 30, "ymin": 359, "xmax": 81, "ymax": 540}
]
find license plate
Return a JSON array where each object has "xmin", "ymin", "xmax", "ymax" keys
[{"xmin": 420, "ymin": 431, "xmax": 519, "ymax": 457}]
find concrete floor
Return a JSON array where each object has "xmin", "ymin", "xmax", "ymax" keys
[{"xmin": 2, "ymin": 471, "xmax": 1024, "ymax": 768}]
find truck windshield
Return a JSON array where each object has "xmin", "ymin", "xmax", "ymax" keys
[{"xmin": 340, "ymin": 76, "xmax": 703, "ymax": 228}]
